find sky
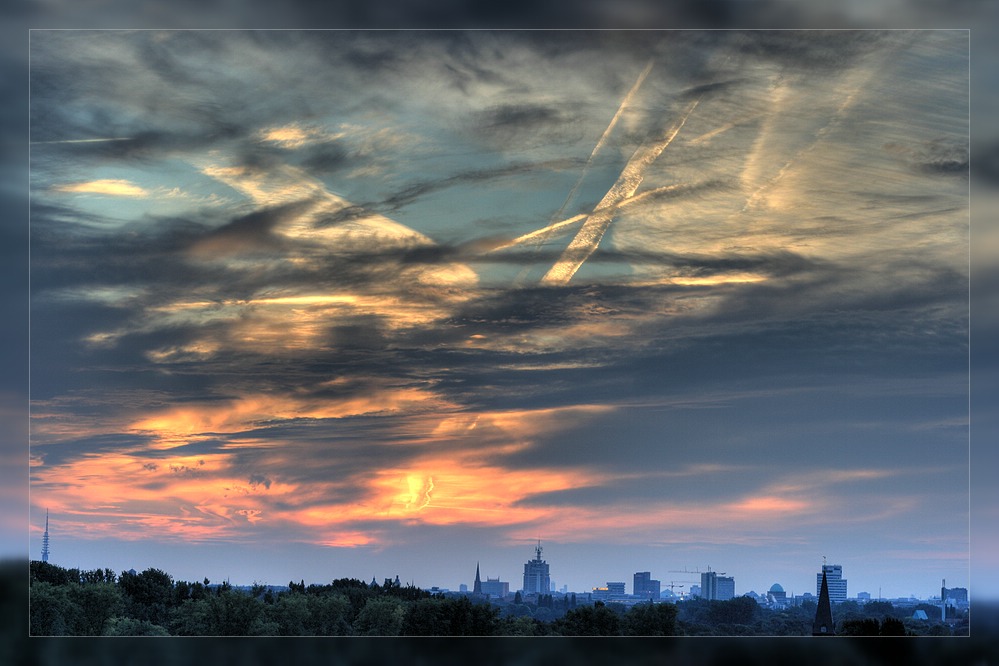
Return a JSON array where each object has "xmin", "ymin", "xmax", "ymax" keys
[{"xmin": 24, "ymin": 29, "xmax": 974, "ymax": 600}]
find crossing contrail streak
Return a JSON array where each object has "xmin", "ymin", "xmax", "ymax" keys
[
  {"xmin": 541, "ymin": 97, "xmax": 701, "ymax": 285},
  {"xmin": 489, "ymin": 182, "xmax": 708, "ymax": 253},
  {"xmin": 529, "ymin": 60, "xmax": 654, "ymax": 253},
  {"xmin": 737, "ymin": 36, "xmax": 906, "ymax": 215}
]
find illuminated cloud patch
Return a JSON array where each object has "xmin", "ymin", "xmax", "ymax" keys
[{"xmin": 53, "ymin": 179, "xmax": 149, "ymax": 197}]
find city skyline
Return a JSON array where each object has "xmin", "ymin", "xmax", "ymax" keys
[
  {"xmin": 33, "ymin": 511, "xmax": 964, "ymax": 601},
  {"xmin": 29, "ymin": 31, "xmax": 969, "ymax": 602}
]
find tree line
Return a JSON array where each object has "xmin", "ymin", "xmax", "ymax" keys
[
  {"xmin": 29, "ymin": 561, "xmax": 964, "ymax": 636},
  {"xmin": 29, "ymin": 561, "xmax": 676, "ymax": 636}
]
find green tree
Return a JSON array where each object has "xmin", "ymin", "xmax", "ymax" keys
[
  {"xmin": 103, "ymin": 617, "xmax": 170, "ymax": 636},
  {"xmin": 864, "ymin": 600, "xmax": 897, "ymax": 617},
  {"xmin": 708, "ymin": 596, "xmax": 759, "ymax": 626},
  {"xmin": 205, "ymin": 588, "xmax": 265, "ymax": 635},
  {"xmin": 30, "ymin": 561, "xmax": 75, "ymax": 586},
  {"xmin": 266, "ymin": 593, "xmax": 311, "ymax": 635},
  {"xmin": 880, "ymin": 616, "xmax": 907, "ymax": 636},
  {"xmin": 119, "ymin": 568, "xmax": 173, "ymax": 625},
  {"xmin": 305, "ymin": 594, "xmax": 352, "ymax": 636},
  {"xmin": 500, "ymin": 615, "xmax": 540, "ymax": 636},
  {"xmin": 29, "ymin": 581, "xmax": 75, "ymax": 635},
  {"xmin": 354, "ymin": 597, "xmax": 404, "ymax": 636},
  {"xmin": 65, "ymin": 582, "xmax": 125, "ymax": 635},
  {"xmin": 554, "ymin": 602, "xmax": 622, "ymax": 636},
  {"xmin": 168, "ymin": 598, "xmax": 212, "ymax": 636},
  {"xmin": 623, "ymin": 602, "xmax": 678, "ymax": 636},
  {"xmin": 839, "ymin": 617, "xmax": 881, "ymax": 636}
]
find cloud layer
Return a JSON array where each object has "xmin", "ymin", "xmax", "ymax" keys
[{"xmin": 29, "ymin": 30, "xmax": 968, "ymax": 595}]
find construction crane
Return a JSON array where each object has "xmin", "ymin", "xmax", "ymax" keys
[
  {"xmin": 668, "ymin": 566, "xmax": 726, "ymax": 576},
  {"xmin": 665, "ymin": 580, "xmax": 697, "ymax": 598}
]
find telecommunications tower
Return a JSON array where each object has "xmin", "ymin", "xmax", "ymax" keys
[{"xmin": 41, "ymin": 509, "xmax": 50, "ymax": 562}]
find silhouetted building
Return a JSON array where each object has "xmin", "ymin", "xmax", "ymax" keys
[
  {"xmin": 816, "ymin": 564, "xmax": 847, "ymax": 604},
  {"xmin": 943, "ymin": 585, "xmax": 968, "ymax": 604},
  {"xmin": 591, "ymin": 582, "xmax": 626, "ymax": 600},
  {"xmin": 634, "ymin": 572, "xmax": 661, "ymax": 600},
  {"xmin": 481, "ymin": 577, "xmax": 509, "ymax": 598},
  {"xmin": 700, "ymin": 571, "xmax": 735, "ymax": 600},
  {"xmin": 812, "ymin": 569, "xmax": 835, "ymax": 635},
  {"xmin": 473, "ymin": 563, "xmax": 482, "ymax": 595},
  {"xmin": 522, "ymin": 540, "xmax": 551, "ymax": 594},
  {"xmin": 767, "ymin": 583, "xmax": 787, "ymax": 607}
]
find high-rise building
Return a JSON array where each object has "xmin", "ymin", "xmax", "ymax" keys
[
  {"xmin": 634, "ymin": 572, "xmax": 661, "ymax": 600},
  {"xmin": 522, "ymin": 540, "xmax": 551, "ymax": 594},
  {"xmin": 716, "ymin": 576, "xmax": 735, "ymax": 601},
  {"xmin": 700, "ymin": 571, "xmax": 735, "ymax": 601},
  {"xmin": 816, "ymin": 564, "xmax": 847, "ymax": 604}
]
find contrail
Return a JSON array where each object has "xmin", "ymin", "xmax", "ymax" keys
[
  {"xmin": 739, "ymin": 80, "xmax": 857, "ymax": 213},
  {"xmin": 30, "ymin": 137, "xmax": 133, "ymax": 144},
  {"xmin": 542, "ymin": 97, "xmax": 701, "ymax": 285},
  {"xmin": 489, "ymin": 182, "xmax": 708, "ymax": 253},
  {"xmin": 738, "ymin": 41, "xmax": 899, "ymax": 215},
  {"xmin": 528, "ymin": 60, "xmax": 654, "ymax": 254}
]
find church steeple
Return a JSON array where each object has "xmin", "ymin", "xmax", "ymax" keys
[
  {"xmin": 473, "ymin": 562, "xmax": 482, "ymax": 595},
  {"xmin": 812, "ymin": 567, "xmax": 835, "ymax": 635}
]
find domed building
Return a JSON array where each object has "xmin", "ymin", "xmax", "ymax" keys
[{"xmin": 767, "ymin": 583, "xmax": 788, "ymax": 608}]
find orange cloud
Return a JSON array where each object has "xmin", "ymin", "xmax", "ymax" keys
[{"xmin": 129, "ymin": 389, "xmax": 446, "ymax": 446}]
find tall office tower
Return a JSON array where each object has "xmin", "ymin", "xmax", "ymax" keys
[
  {"xmin": 815, "ymin": 564, "xmax": 847, "ymax": 604},
  {"xmin": 522, "ymin": 540, "xmax": 551, "ymax": 594},
  {"xmin": 700, "ymin": 571, "xmax": 735, "ymax": 601},
  {"xmin": 715, "ymin": 576, "xmax": 735, "ymax": 601},
  {"xmin": 634, "ymin": 571, "xmax": 661, "ymax": 600}
]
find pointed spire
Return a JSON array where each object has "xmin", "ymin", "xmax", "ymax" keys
[
  {"xmin": 813, "ymin": 569, "xmax": 834, "ymax": 636},
  {"xmin": 473, "ymin": 562, "xmax": 482, "ymax": 595}
]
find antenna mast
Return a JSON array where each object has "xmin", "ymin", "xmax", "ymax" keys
[{"xmin": 41, "ymin": 509, "xmax": 50, "ymax": 563}]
